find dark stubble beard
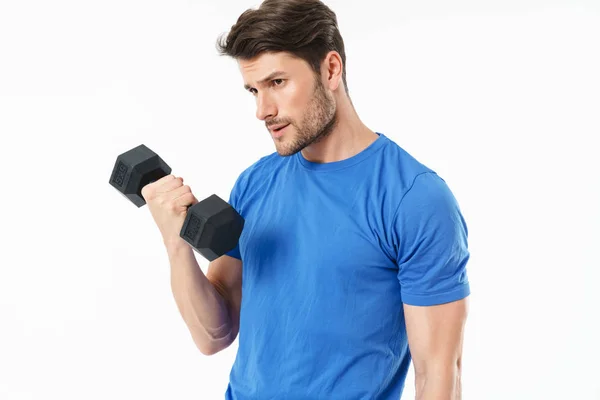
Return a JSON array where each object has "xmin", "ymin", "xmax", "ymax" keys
[{"xmin": 274, "ymin": 76, "xmax": 337, "ymax": 157}]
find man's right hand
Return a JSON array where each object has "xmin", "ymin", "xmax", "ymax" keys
[{"xmin": 141, "ymin": 175, "xmax": 199, "ymax": 247}]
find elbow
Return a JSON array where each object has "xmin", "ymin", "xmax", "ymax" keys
[
  {"xmin": 194, "ymin": 330, "xmax": 236, "ymax": 356},
  {"xmin": 431, "ymin": 356, "xmax": 461, "ymax": 376},
  {"xmin": 416, "ymin": 354, "xmax": 462, "ymax": 376},
  {"xmin": 415, "ymin": 357, "xmax": 462, "ymax": 399},
  {"xmin": 195, "ymin": 338, "xmax": 225, "ymax": 356},
  {"xmin": 198, "ymin": 343, "xmax": 220, "ymax": 356}
]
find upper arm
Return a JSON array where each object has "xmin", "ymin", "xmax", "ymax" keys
[
  {"xmin": 206, "ymin": 255, "xmax": 243, "ymax": 343},
  {"xmin": 205, "ymin": 169, "xmax": 247, "ymax": 343},
  {"xmin": 404, "ymin": 298, "xmax": 468, "ymax": 374},
  {"xmin": 394, "ymin": 172, "xmax": 470, "ymax": 307},
  {"xmin": 392, "ymin": 172, "xmax": 471, "ymax": 369}
]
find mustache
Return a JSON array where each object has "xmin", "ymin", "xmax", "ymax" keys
[{"xmin": 266, "ymin": 119, "xmax": 292, "ymax": 129}]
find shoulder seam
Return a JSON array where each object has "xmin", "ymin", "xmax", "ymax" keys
[{"xmin": 391, "ymin": 171, "xmax": 437, "ymax": 224}]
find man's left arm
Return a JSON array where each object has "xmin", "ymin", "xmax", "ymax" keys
[
  {"xmin": 404, "ymin": 299, "xmax": 468, "ymax": 400},
  {"xmin": 391, "ymin": 172, "xmax": 471, "ymax": 400}
]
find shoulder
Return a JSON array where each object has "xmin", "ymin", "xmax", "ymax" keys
[
  {"xmin": 369, "ymin": 134, "xmax": 443, "ymax": 219},
  {"xmin": 229, "ymin": 151, "xmax": 283, "ymax": 204},
  {"xmin": 374, "ymin": 133, "xmax": 466, "ymax": 239},
  {"xmin": 392, "ymin": 168, "xmax": 467, "ymax": 248},
  {"xmin": 398, "ymin": 171, "xmax": 460, "ymax": 218},
  {"xmin": 378, "ymin": 133, "xmax": 437, "ymax": 180},
  {"xmin": 236, "ymin": 150, "xmax": 281, "ymax": 181},
  {"xmin": 379, "ymin": 134, "xmax": 461, "ymax": 206}
]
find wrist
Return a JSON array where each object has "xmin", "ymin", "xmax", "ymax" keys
[{"xmin": 164, "ymin": 236, "xmax": 190, "ymax": 254}]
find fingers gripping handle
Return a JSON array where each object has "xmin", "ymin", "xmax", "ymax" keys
[{"xmin": 110, "ymin": 144, "xmax": 244, "ymax": 262}]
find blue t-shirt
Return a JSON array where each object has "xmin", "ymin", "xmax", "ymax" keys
[{"xmin": 223, "ymin": 132, "xmax": 470, "ymax": 399}]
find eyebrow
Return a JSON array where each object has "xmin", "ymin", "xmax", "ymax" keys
[{"xmin": 244, "ymin": 71, "xmax": 287, "ymax": 91}]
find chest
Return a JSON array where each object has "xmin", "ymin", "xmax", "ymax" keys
[{"xmin": 237, "ymin": 174, "xmax": 398, "ymax": 298}]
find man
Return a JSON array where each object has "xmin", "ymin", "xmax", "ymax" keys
[{"xmin": 141, "ymin": 0, "xmax": 471, "ymax": 399}]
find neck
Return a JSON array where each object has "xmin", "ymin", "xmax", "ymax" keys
[{"xmin": 300, "ymin": 94, "xmax": 378, "ymax": 164}]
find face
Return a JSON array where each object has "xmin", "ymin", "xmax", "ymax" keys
[{"xmin": 239, "ymin": 52, "xmax": 337, "ymax": 156}]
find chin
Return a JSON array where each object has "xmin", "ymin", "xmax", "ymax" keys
[
  {"xmin": 273, "ymin": 139, "xmax": 302, "ymax": 157},
  {"xmin": 274, "ymin": 146, "xmax": 297, "ymax": 157}
]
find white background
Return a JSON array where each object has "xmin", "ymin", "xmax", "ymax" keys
[{"xmin": 1, "ymin": 0, "xmax": 598, "ymax": 399}]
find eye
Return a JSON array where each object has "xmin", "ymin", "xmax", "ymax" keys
[{"xmin": 272, "ymin": 79, "xmax": 284, "ymax": 86}]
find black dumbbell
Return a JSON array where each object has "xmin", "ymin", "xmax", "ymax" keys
[{"xmin": 109, "ymin": 144, "xmax": 244, "ymax": 261}]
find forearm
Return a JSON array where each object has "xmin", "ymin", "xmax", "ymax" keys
[
  {"xmin": 166, "ymin": 240, "xmax": 233, "ymax": 354},
  {"xmin": 415, "ymin": 364, "xmax": 461, "ymax": 400}
]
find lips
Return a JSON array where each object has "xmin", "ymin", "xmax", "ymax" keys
[
  {"xmin": 269, "ymin": 123, "xmax": 289, "ymax": 138},
  {"xmin": 269, "ymin": 123, "xmax": 289, "ymax": 132}
]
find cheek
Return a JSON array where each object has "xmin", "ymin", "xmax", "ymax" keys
[{"xmin": 285, "ymin": 82, "xmax": 312, "ymax": 114}]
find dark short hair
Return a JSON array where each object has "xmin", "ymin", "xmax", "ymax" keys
[{"xmin": 216, "ymin": 0, "xmax": 349, "ymax": 95}]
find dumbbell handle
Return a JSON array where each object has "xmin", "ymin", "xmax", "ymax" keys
[
  {"xmin": 111, "ymin": 144, "xmax": 243, "ymax": 261},
  {"xmin": 145, "ymin": 174, "xmax": 239, "ymax": 260}
]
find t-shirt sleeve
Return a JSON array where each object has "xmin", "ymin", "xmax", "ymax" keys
[
  {"xmin": 224, "ymin": 173, "xmax": 245, "ymax": 260},
  {"xmin": 393, "ymin": 172, "xmax": 471, "ymax": 306}
]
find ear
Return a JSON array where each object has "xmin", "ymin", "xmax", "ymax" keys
[{"xmin": 321, "ymin": 51, "xmax": 343, "ymax": 92}]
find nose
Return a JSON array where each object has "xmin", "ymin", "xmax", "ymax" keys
[{"xmin": 255, "ymin": 92, "xmax": 277, "ymax": 121}]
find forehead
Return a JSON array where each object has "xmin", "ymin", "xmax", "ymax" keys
[{"xmin": 238, "ymin": 52, "xmax": 309, "ymax": 82}]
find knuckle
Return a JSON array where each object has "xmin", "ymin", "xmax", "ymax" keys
[
  {"xmin": 158, "ymin": 174, "xmax": 174, "ymax": 184},
  {"xmin": 141, "ymin": 186, "xmax": 153, "ymax": 199}
]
